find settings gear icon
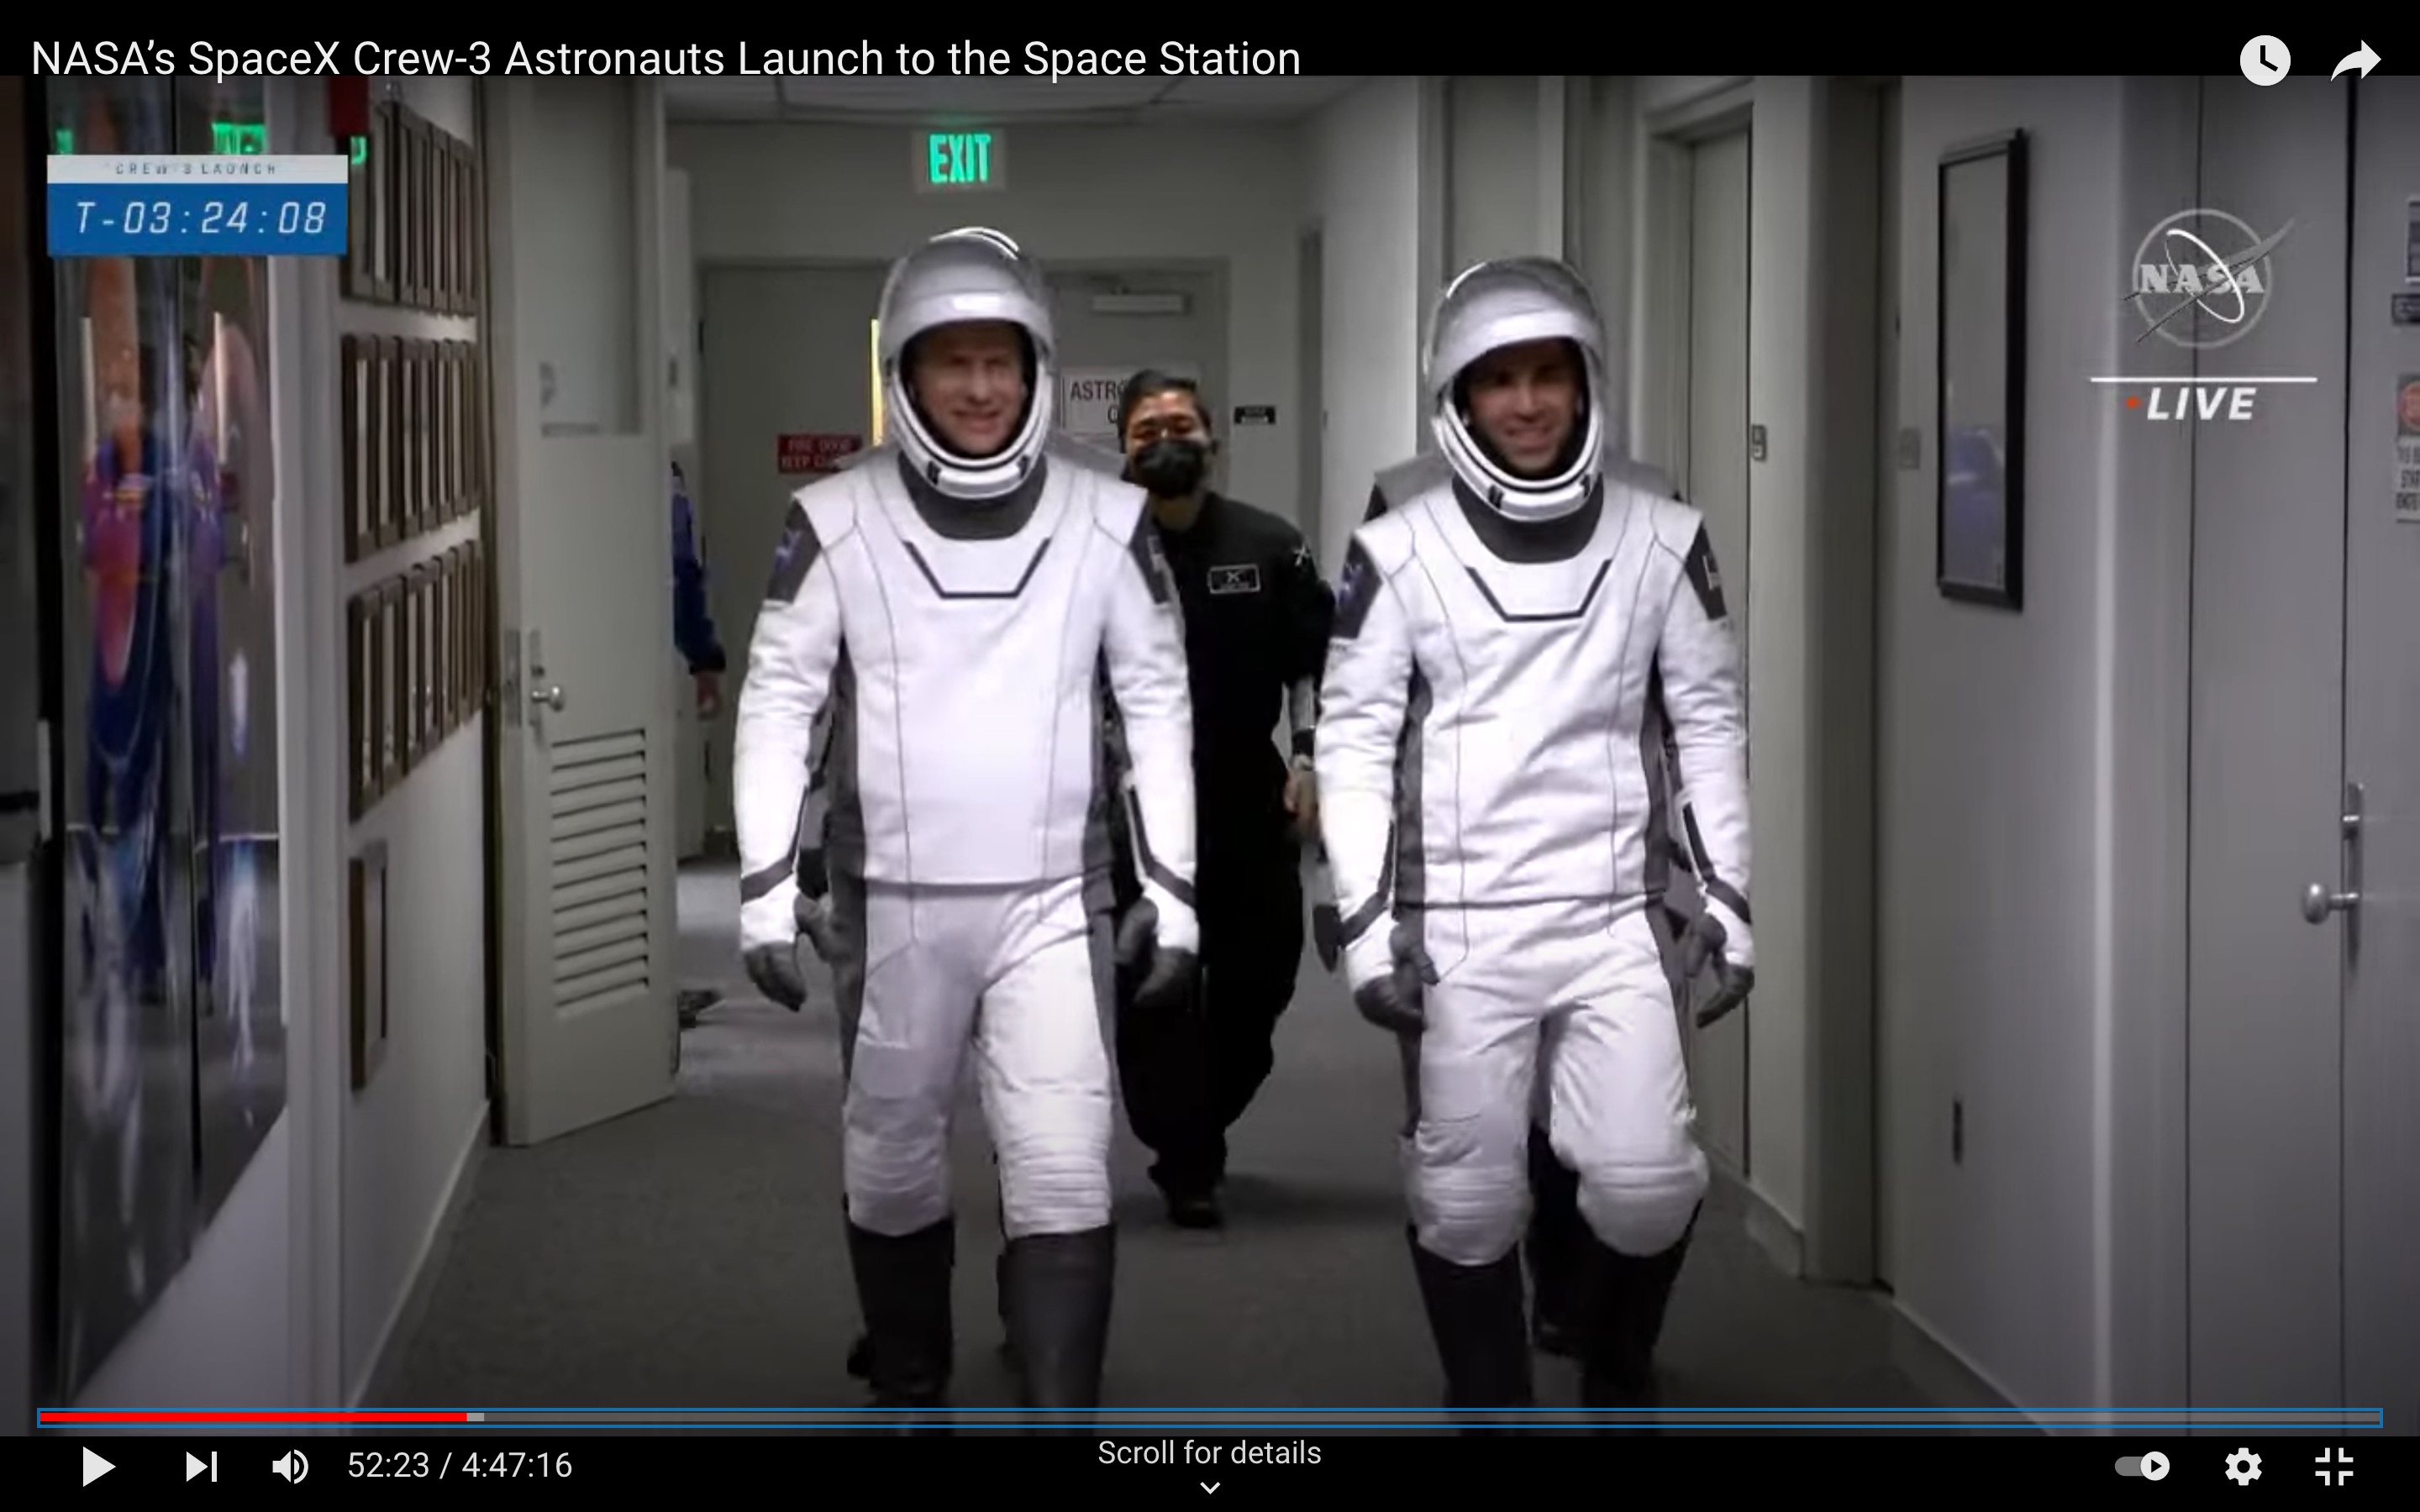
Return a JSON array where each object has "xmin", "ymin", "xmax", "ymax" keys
[{"xmin": 2224, "ymin": 1447, "xmax": 2263, "ymax": 1485}]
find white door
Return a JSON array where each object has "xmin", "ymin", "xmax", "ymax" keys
[
  {"xmin": 2337, "ymin": 76, "xmax": 2420, "ymax": 1437},
  {"xmin": 697, "ymin": 263, "xmax": 888, "ymax": 836},
  {"xmin": 485, "ymin": 78, "xmax": 676, "ymax": 1145},
  {"xmin": 2188, "ymin": 73, "xmax": 2420, "ymax": 1431},
  {"xmin": 1681, "ymin": 127, "xmax": 1751, "ymax": 1174}
]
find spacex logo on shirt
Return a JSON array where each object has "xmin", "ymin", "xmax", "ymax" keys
[{"xmin": 1207, "ymin": 564, "xmax": 1262, "ymax": 596}]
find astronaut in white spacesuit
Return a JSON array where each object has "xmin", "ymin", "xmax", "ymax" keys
[
  {"xmin": 731, "ymin": 227, "xmax": 1202, "ymax": 1429},
  {"xmin": 1316, "ymin": 257, "xmax": 1754, "ymax": 1429}
]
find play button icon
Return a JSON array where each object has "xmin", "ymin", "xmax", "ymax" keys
[{"xmin": 82, "ymin": 1447, "xmax": 114, "ymax": 1486}]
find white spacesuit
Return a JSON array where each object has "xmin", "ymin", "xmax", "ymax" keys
[
  {"xmin": 1316, "ymin": 256, "xmax": 1754, "ymax": 1426},
  {"xmin": 730, "ymin": 228, "xmax": 1201, "ymax": 1428}
]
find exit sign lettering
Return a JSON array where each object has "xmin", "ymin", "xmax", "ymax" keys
[{"xmin": 914, "ymin": 130, "xmax": 1005, "ymax": 194}]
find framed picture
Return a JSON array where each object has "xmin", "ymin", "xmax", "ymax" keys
[
  {"xmin": 423, "ymin": 560, "xmax": 444, "ymax": 745},
  {"xmin": 441, "ymin": 134, "xmax": 465, "ymax": 315},
  {"xmin": 438, "ymin": 343, "xmax": 459, "ymax": 521},
  {"xmin": 450, "ymin": 545, "xmax": 471, "ymax": 719},
  {"xmin": 460, "ymin": 138, "xmax": 485, "ymax": 317},
  {"xmin": 342, "ymin": 335, "xmax": 372, "ymax": 561},
  {"xmin": 349, "ymin": 842, "xmax": 391, "ymax": 1091},
  {"xmin": 434, "ymin": 550, "xmax": 456, "ymax": 736},
  {"xmin": 400, "ymin": 111, "xmax": 428, "ymax": 308},
  {"xmin": 1935, "ymin": 129, "xmax": 2028, "ymax": 610},
  {"xmin": 391, "ymin": 341, "xmax": 415, "ymax": 539},
  {"xmin": 467, "ymin": 538, "xmax": 490, "ymax": 709},
  {"xmin": 347, "ymin": 590, "xmax": 381, "ymax": 820},
  {"xmin": 413, "ymin": 340, "xmax": 434, "ymax": 532},
  {"xmin": 422, "ymin": 123, "xmax": 445, "ymax": 312},
  {"xmin": 371, "ymin": 338, "xmax": 398, "ymax": 549},
  {"xmin": 342, "ymin": 112, "xmax": 390, "ymax": 303},
  {"xmin": 378, "ymin": 580, "xmax": 406, "ymax": 790},
  {"xmin": 466, "ymin": 346, "xmax": 487, "ymax": 513},
  {"xmin": 403, "ymin": 570, "xmax": 428, "ymax": 770},
  {"xmin": 453, "ymin": 344, "xmax": 471, "ymax": 518}
]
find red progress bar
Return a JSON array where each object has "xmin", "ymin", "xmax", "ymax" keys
[{"xmin": 43, "ymin": 1411, "xmax": 474, "ymax": 1424}]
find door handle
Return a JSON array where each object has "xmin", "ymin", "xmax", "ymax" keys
[
  {"xmin": 2299, "ymin": 780, "xmax": 2364, "ymax": 931},
  {"xmin": 2301, "ymin": 883, "xmax": 2359, "ymax": 923},
  {"xmin": 529, "ymin": 681, "xmax": 565, "ymax": 713}
]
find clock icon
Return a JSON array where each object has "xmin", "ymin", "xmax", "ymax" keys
[{"xmin": 2239, "ymin": 34, "xmax": 2291, "ymax": 86}]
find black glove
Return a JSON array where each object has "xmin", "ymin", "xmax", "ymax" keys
[
  {"xmin": 1678, "ymin": 911, "xmax": 1754, "ymax": 1027},
  {"xmin": 1113, "ymin": 899, "xmax": 1200, "ymax": 1016},
  {"xmin": 1351, "ymin": 921, "xmax": 1436, "ymax": 1036},
  {"xmin": 744, "ymin": 941, "xmax": 809, "ymax": 1012},
  {"xmin": 795, "ymin": 889, "xmax": 840, "ymax": 964},
  {"xmin": 1311, "ymin": 902, "xmax": 1343, "ymax": 972}
]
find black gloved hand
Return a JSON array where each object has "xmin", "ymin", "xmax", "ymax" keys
[
  {"xmin": 1113, "ymin": 899, "xmax": 1201, "ymax": 1016},
  {"xmin": 1351, "ymin": 921, "xmax": 1436, "ymax": 1035},
  {"xmin": 795, "ymin": 889, "xmax": 840, "ymax": 964},
  {"xmin": 1678, "ymin": 911, "xmax": 1754, "ymax": 1027},
  {"xmin": 744, "ymin": 942, "xmax": 809, "ymax": 1012},
  {"xmin": 1311, "ymin": 902, "xmax": 1343, "ymax": 972}
]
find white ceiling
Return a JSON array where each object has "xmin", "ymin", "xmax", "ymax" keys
[{"xmin": 664, "ymin": 76, "xmax": 1364, "ymax": 127}]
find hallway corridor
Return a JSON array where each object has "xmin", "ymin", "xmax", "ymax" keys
[{"xmin": 375, "ymin": 864, "xmax": 2005, "ymax": 1423}]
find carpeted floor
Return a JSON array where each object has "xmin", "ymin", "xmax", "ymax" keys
[{"xmin": 378, "ymin": 862, "xmax": 2006, "ymax": 1424}]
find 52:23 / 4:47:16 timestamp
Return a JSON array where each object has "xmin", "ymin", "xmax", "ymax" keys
[{"xmin": 348, "ymin": 1450, "xmax": 575, "ymax": 1479}]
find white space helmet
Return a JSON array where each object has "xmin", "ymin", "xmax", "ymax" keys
[
  {"xmin": 1426, "ymin": 256, "xmax": 1608, "ymax": 522},
  {"xmin": 878, "ymin": 227, "xmax": 1055, "ymax": 501}
]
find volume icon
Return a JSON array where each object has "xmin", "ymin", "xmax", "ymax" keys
[{"xmin": 271, "ymin": 1450, "xmax": 310, "ymax": 1483}]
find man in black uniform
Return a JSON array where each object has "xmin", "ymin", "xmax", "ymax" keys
[{"xmin": 1112, "ymin": 370, "xmax": 1332, "ymax": 1228}]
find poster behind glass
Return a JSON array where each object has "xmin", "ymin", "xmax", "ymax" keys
[{"xmin": 47, "ymin": 76, "xmax": 286, "ymax": 1396}]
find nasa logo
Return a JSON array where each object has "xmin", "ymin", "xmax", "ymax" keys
[{"xmin": 2127, "ymin": 208, "xmax": 2292, "ymax": 350}]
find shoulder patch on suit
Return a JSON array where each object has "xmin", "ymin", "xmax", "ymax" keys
[
  {"xmin": 1682, "ymin": 527, "xmax": 1728, "ymax": 622},
  {"xmin": 1332, "ymin": 538, "xmax": 1382, "ymax": 640},
  {"xmin": 765, "ymin": 501, "xmax": 821, "ymax": 603}
]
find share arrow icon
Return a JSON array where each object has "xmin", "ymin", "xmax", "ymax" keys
[{"xmin": 2333, "ymin": 41, "xmax": 2381, "ymax": 79}]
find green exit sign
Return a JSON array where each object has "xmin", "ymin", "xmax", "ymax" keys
[{"xmin": 916, "ymin": 130, "xmax": 1004, "ymax": 193}]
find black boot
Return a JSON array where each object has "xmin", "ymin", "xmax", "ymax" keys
[
  {"xmin": 997, "ymin": 1245, "xmax": 1020, "ymax": 1369},
  {"xmin": 1523, "ymin": 1128, "xmax": 1581, "ymax": 1358},
  {"xmin": 999, "ymin": 1227, "xmax": 1117, "ymax": 1431},
  {"xmin": 1407, "ymin": 1230, "xmax": 1535, "ymax": 1435},
  {"xmin": 844, "ymin": 1218, "xmax": 957, "ymax": 1433},
  {"xmin": 1573, "ymin": 1212, "xmax": 1697, "ymax": 1435}
]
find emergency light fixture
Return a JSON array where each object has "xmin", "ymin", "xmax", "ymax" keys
[{"xmin": 1088, "ymin": 291, "xmax": 1189, "ymax": 317}]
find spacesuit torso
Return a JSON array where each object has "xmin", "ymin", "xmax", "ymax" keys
[
  {"xmin": 1336, "ymin": 456, "xmax": 1721, "ymax": 908},
  {"xmin": 749, "ymin": 444, "xmax": 1178, "ymax": 889}
]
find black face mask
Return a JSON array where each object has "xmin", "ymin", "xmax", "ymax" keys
[{"xmin": 1130, "ymin": 438, "xmax": 1209, "ymax": 498}]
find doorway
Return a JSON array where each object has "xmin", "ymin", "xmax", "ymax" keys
[
  {"xmin": 1044, "ymin": 267, "xmax": 1224, "ymax": 475},
  {"xmin": 2185, "ymin": 74, "xmax": 2420, "ymax": 1431},
  {"xmin": 693, "ymin": 264, "xmax": 886, "ymax": 849},
  {"xmin": 1674, "ymin": 123, "xmax": 1753, "ymax": 1177},
  {"xmin": 684, "ymin": 262, "xmax": 886, "ymax": 1028}
]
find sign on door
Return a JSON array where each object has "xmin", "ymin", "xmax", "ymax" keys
[
  {"xmin": 779, "ymin": 433, "xmax": 864, "ymax": 474},
  {"xmin": 1058, "ymin": 365, "xmax": 1202, "ymax": 444}
]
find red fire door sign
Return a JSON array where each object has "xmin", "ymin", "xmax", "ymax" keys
[{"xmin": 778, "ymin": 433, "xmax": 864, "ymax": 473}]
